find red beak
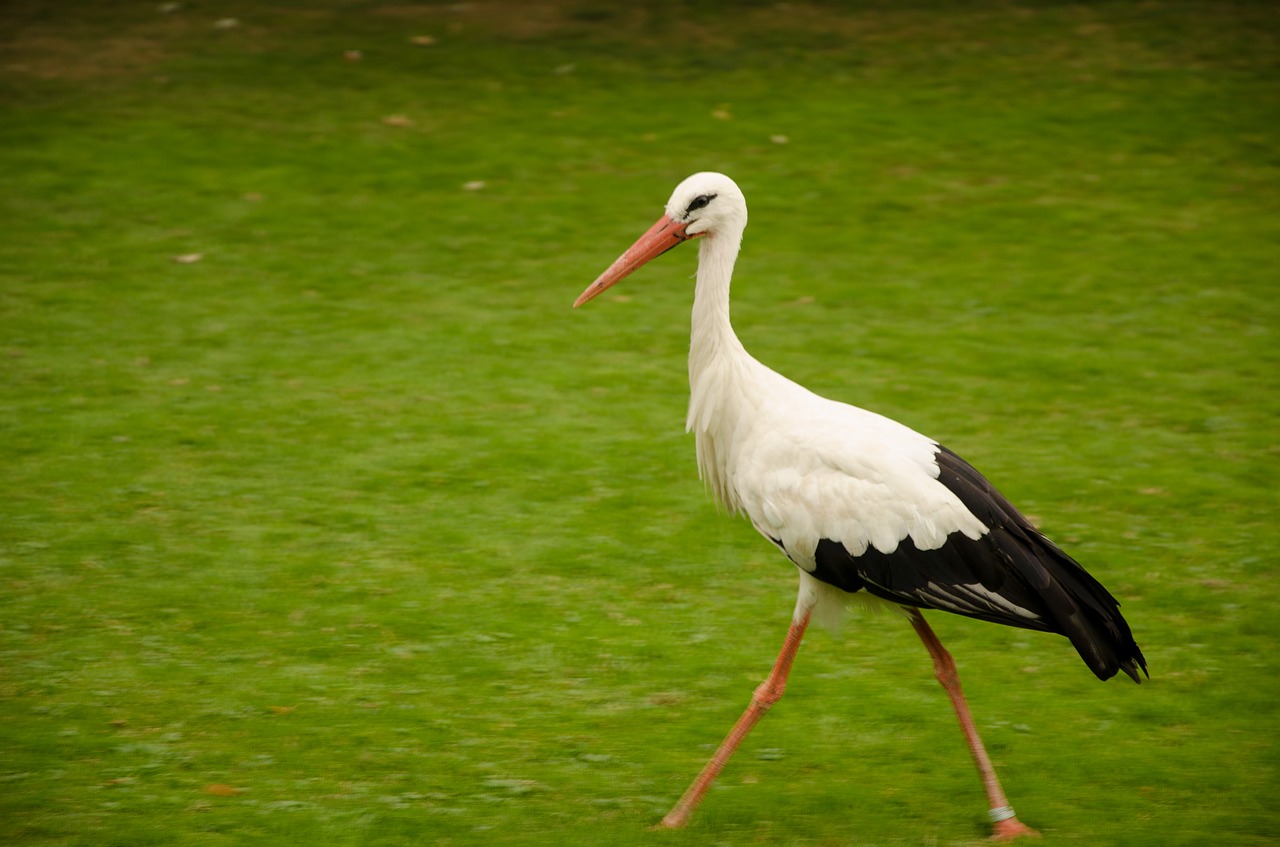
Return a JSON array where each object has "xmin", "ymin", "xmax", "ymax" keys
[{"xmin": 574, "ymin": 214, "xmax": 700, "ymax": 308}]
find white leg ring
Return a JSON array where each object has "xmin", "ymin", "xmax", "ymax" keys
[{"xmin": 988, "ymin": 805, "xmax": 1017, "ymax": 823}]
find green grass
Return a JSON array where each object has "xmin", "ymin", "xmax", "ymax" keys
[{"xmin": 2, "ymin": 1, "xmax": 1277, "ymax": 844}]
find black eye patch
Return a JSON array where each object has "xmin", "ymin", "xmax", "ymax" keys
[{"xmin": 685, "ymin": 193, "xmax": 716, "ymax": 215}]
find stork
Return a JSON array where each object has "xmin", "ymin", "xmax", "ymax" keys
[{"xmin": 573, "ymin": 173, "xmax": 1147, "ymax": 840}]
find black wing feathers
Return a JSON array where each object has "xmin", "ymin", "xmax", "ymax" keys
[{"xmin": 812, "ymin": 445, "xmax": 1147, "ymax": 683}]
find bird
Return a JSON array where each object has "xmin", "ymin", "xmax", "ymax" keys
[{"xmin": 573, "ymin": 172, "xmax": 1146, "ymax": 841}]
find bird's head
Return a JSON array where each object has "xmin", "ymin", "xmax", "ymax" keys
[
  {"xmin": 663, "ymin": 171, "xmax": 747, "ymax": 239},
  {"xmin": 574, "ymin": 172, "xmax": 746, "ymax": 308}
]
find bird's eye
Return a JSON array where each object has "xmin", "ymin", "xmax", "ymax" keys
[{"xmin": 685, "ymin": 194, "xmax": 716, "ymax": 214}]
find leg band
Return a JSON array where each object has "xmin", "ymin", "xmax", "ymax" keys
[{"xmin": 988, "ymin": 805, "xmax": 1017, "ymax": 823}]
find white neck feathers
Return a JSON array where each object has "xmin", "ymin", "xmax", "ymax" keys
[{"xmin": 685, "ymin": 228, "xmax": 759, "ymax": 512}]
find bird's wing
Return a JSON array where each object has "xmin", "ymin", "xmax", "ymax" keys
[
  {"xmin": 737, "ymin": 402, "xmax": 1145, "ymax": 680},
  {"xmin": 737, "ymin": 401, "xmax": 986, "ymax": 567},
  {"xmin": 737, "ymin": 400, "xmax": 1063, "ymax": 630}
]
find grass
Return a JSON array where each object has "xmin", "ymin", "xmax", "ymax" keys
[{"xmin": 2, "ymin": 1, "xmax": 1278, "ymax": 844}]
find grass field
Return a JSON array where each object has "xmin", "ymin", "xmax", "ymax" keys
[{"xmin": 2, "ymin": 2, "xmax": 1278, "ymax": 845}]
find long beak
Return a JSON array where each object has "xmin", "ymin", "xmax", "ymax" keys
[{"xmin": 574, "ymin": 214, "xmax": 700, "ymax": 308}]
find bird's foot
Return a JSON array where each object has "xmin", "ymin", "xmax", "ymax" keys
[
  {"xmin": 656, "ymin": 812, "xmax": 687, "ymax": 830},
  {"xmin": 991, "ymin": 816, "xmax": 1040, "ymax": 841}
]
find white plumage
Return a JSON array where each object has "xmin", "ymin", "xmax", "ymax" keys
[
  {"xmin": 677, "ymin": 178, "xmax": 983, "ymax": 576},
  {"xmin": 574, "ymin": 172, "xmax": 1144, "ymax": 841}
]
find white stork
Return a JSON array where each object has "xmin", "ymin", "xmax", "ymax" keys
[{"xmin": 573, "ymin": 172, "xmax": 1146, "ymax": 841}]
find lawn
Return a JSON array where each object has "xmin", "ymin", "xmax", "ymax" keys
[{"xmin": 2, "ymin": 1, "xmax": 1277, "ymax": 845}]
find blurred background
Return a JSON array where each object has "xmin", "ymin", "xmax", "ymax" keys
[{"xmin": 2, "ymin": 2, "xmax": 1276, "ymax": 845}]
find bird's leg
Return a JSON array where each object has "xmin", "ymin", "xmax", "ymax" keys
[
  {"xmin": 908, "ymin": 609, "xmax": 1040, "ymax": 841},
  {"xmin": 660, "ymin": 610, "xmax": 811, "ymax": 829}
]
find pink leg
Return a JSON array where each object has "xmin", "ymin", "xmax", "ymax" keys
[
  {"xmin": 660, "ymin": 611, "xmax": 811, "ymax": 829},
  {"xmin": 908, "ymin": 609, "xmax": 1040, "ymax": 841}
]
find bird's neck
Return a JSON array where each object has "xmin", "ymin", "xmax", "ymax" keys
[
  {"xmin": 688, "ymin": 229, "xmax": 749, "ymax": 387},
  {"xmin": 686, "ymin": 229, "xmax": 759, "ymax": 515}
]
